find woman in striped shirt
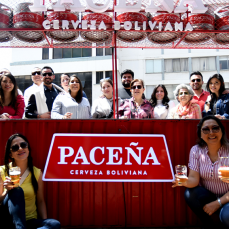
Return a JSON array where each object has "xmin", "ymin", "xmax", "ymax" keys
[{"xmin": 172, "ymin": 115, "xmax": 229, "ymax": 228}]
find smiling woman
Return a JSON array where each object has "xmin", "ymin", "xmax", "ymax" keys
[
  {"xmin": 0, "ymin": 73, "xmax": 24, "ymax": 119},
  {"xmin": 118, "ymin": 79, "xmax": 154, "ymax": 119},
  {"xmin": 203, "ymin": 74, "xmax": 229, "ymax": 119},
  {"xmin": 172, "ymin": 116, "xmax": 229, "ymax": 228},
  {"xmin": 51, "ymin": 74, "xmax": 91, "ymax": 119},
  {"xmin": 168, "ymin": 84, "xmax": 202, "ymax": 119}
]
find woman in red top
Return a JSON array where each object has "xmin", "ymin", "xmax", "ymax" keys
[{"xmin": 0, "ymin": 73, "xmax": 24, "ymax": 119}]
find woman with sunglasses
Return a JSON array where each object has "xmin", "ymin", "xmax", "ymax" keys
[
  {"xmin": 91, "ymin": 78, "xmax": 122, "ymax": 118},
  {"xmin": 0, "ymin": 133, "xmax": 60, "ymax": 229},
  {"xmin": 149, "ymin": 84, "xmax": 175, "ymax": 119},
  {"xmin": 118, "ymin": 79, "xmax": 154, "ymax": 119},
  {"xmin": 0, "ymin": 73, "xmax": 25, "ymax": 119},
  {"xmin": 51, "ymin": 74, "xmax": 90, "ymax": 119},
  {"xmin": 172, "ymin": 116, "xmax": 229, "ymax": 228},
  {"xmin": 203, "ymin": 74, "xmax": 229, "ymax": 119},
  {"xmin": 168, "ymin": 84, "xmax": 202, "ymax": 119}
]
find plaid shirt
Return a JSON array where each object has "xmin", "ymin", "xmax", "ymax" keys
[{"xmin": 118, "ymin": 98, "xmax": 154, "ymax": 119}]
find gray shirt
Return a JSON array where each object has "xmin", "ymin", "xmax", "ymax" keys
[{"xmin": 51, "ymin": 92, "xmax": 91, "ymax": 119}]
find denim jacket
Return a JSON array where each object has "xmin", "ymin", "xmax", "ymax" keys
[{"xmin": 203, "ymin": 93, "xmax": 229, "ymax": 119}]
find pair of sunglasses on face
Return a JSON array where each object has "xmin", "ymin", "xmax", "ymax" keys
[
  {"xmin": 11, "ymin": 142, "xmax": 28, "ymax": 152},
  {"xmin": 201, "ymin": 126, "xmax": 220, "ymax": 134},
  {"xmin": 31, "ymin": 71, "xmax": 41, "ymax": 76},
  {"xmin": 131, "ymin": 85, "xmax": 143, "ymax": 90},
  {"xmin": 179, "ymin": 92, "xmax": 189, "ymax": 96},
  {"xmin": 42, "ymin": 72, "xmax": 53, "ymax": 77},
  {"xmin": 191, "ymin": 79, "xmax": 201, "ymax": 82}
]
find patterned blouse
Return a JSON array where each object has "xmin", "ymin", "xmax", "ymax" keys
[
  {"xmin": 189, "ymin": 144, "xmax": 229, "ymax": 197},
  {"xmin": 118, "ymin": 98, "xmax": 154, "ymax": 119}
]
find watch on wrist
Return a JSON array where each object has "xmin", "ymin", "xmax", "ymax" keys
[{"xmin": 218, "ymin": 198, "xmax": 223, "ymax": 207}]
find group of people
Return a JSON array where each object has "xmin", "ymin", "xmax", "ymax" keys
[{"xmin": 0, "ymin": 67, "xmax": 229, "ymax": 120}]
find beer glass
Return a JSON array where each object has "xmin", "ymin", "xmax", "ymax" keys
[
  {"xmin": 219, "ymin": 157, "xmax": 229, "ymax": 182},
  {"xmin": 9, "ymin": 167, "xmax": 21, "ymax": 187},
  {"xmin": 175, "ymin": 165, "xmax": 187, "ymax": 185}
]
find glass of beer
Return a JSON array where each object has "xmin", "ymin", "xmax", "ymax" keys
[
  {"xmin": 9, "ymin": 167, "xmax": 21, "ymax": 187},
  {"xmin": 219, "ymin": 157, "xmax": 229, "ymax": 182},
  {"xmin": 175, "ymin": 165, "xmax": 187, "ymax": 185}
]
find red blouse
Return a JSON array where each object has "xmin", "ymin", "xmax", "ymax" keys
[{"xmin": 0, "ymin": 95, "xmax": 25, "ymax": 119}]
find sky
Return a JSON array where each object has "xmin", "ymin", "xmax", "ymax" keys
[{"xmin": 0, "ymin": 48, "xmax": 12, "ymax": 70}]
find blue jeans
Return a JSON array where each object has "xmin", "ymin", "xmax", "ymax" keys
[
  {"xmin": 0, "ymin": 187, "xmax": 60, "ymax": 229},
  {"xmin": 184, "ymin": 186, "xmax": 229, "ymax": 228}
]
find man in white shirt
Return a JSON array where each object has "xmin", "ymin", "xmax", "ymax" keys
[{"xmin": 24, "ymin": 67, "xmax": 42, "ymax": 106}]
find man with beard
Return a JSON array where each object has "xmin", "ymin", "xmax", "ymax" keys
[
  {"xmin": 190, "ymin": 71, "xmax": 209, "ymax": 112},
  {"xmin": 25, "ymin": 66, "xmax": 64, "ymax": 119},
  {"xmin": 118, "ymin": 69, "xmax": 134, "ymax": 99}
]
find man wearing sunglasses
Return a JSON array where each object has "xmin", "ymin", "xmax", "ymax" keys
[
  {"xmin": 190, "ymin": 71, "xmax": 210, "ymax": 112},
  {"xmin": 25, "ymin": 66, "xmax": 64, "ymax": 119},
  {"xmin": 118, "ymin": 69, "xmax": 134, "ymax": 99},
  {"xmin": 23, "ymin": 67, "xmax": 43, "ymax": 107}
]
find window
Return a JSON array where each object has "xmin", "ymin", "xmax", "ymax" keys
[
  {"xmin": 96, "ymin": 72, "xmax": 103, "ymax": 84},
  {"xmin": 219, "ymin": 56, "xmax": 229, "ymax": 70},
  {"xmin": 105, "ymin": 48, "xmax": 112, "ymax": 56},
  {"xmin": 164, "ymin": 58, "xmax": 188, "ymax": 72},
  {"xmin": 146, "ymin": 59, "xmax": 162, "ymax": 73},
  {"xmin": 192, "ymin": 57, "xmax": 216, "ymax": 71},
  {"xmin": 53, "ymin": 48, "xmax": 92, "ymax": 59},
  {"xmin": 42, "ymin": 48, "xmax": 49, "ymax": 59},
  {"xmin": 96, "ymin": 48, "xmax": 103, "ymax": 56},
  {"xmin": 105, "ymin": 71, "xmax": 112, "ymax": 78}
]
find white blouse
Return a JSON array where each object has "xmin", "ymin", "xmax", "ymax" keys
[{"xmin": 154, "ymin": 100, "xmax": 176, "ymax": 119}]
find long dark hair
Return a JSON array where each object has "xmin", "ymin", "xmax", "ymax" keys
[
  {"xmin": 206, "ymin": 74, "xmax": 225, "ymax": 108},
  {"xmin": 197, "ymin": 116, "xmax": 229, "ymax": 148},
  {"xmin": 149, "ymin": 84, "xmax": 170, "ymax": 109},
  {"xmin": 69, "ymin": 75, "xmax": 83, "ymax": 103},
  {"xmin": 4, "ymin": 133, "xmax": 38, "ymax": 193},
  {"xmin": 0, "ymin": 73, "xmax": 18, "ymax": 108}
]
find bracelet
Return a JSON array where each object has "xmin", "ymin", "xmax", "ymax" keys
[{"xmin": 218, "ymin": 198, "xmax": 223, "ymax": 207}]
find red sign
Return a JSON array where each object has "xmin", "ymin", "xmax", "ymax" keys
[{"xmin": 43, "ymin": 134, "xmax": 174, "ymax": 182}]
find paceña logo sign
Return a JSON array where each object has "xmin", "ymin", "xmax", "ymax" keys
[{"xmin": 43, "ymin": 134, "xmax": 174, "ymax": 182}]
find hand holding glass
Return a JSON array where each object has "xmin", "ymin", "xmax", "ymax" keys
[
  {"xmin": 175, "ymin": 165, "xmax": 187, "ymax": 185},
  {"xmin": 9, "ymin": 167, "xmax": 21, "ymax": 187},
  {"xmin": 219, "ymin": 157, "xmax": 229, "ymax": 182}
]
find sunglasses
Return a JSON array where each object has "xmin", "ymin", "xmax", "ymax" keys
[
  {"xmin": 179, "ymin": 92, "xmax": 189, "ymax": 96},
  {"xmin": 131, "ymin": 85, "xmax": 142, "ymax": 90},
  {"xmin": 11, "ymin": 142, "xmax": 28, "ymax": 152},
  {"xmin": 191, "ymin": 79, "xmax": 201, "ymax": 82},
  {"xmin": 201, "ymin": 125, "xmax": 220, "ymax": 134},
  {"xmin": 100, "ymin": 77, "xmax": 110, "ymax": 82},
  {"xmin": 42, "ymin": 72, "xmax": 52, "ymax": 77},
  {"xmin": 32, "ymin": 71, "xmax": 41, "ymax": 76}
]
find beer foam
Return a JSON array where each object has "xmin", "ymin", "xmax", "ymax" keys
[
  {"xmin": 9, "ymin": 171, "xmax": 21, "ymax": 176},
  {"xmin": 219, "ymin": 167, "xmax": 229, "ymax": 171}
]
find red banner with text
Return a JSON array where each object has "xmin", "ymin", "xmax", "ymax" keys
[{"xmin": 43, "ymin": 134, "xmax": 174, "ymax": 182}]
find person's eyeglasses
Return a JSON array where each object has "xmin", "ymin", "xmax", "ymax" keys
[
  {"xmin": 11, "ymin": 142, "xmax": 28, "ymax": 152},
  {"xmin": 32, "ymin": 71, "xmax": 41, "ymax": 76},
  {"xmin": 42, "ymin": 72, "xmax": 52, "ymax": 77},
  {"xmin": 191, "ymin": 79, "xmax": 201, "ymax": 82},
  {"xmin": 179, "ymin": 92, "xmax": 189, "ymax": 96},
  {"xmin": 131, "ymin": 85, "xmax": 142, "ymax": 90},
  {"xmin": 201, "ymin": 126, "xmax": 220, "ymax": 134}
]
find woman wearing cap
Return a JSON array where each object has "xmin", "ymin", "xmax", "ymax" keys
[
  {"xmin": 168, "ymin": 84, "xmax": 202, "ymax": 119},
  {"xmin": 118, "ymin": 79, "xmax": 154, "ymax": 119},
  {"xmin": 91, "ymin": 78, "xmax": 122, "ymax": 118}
]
